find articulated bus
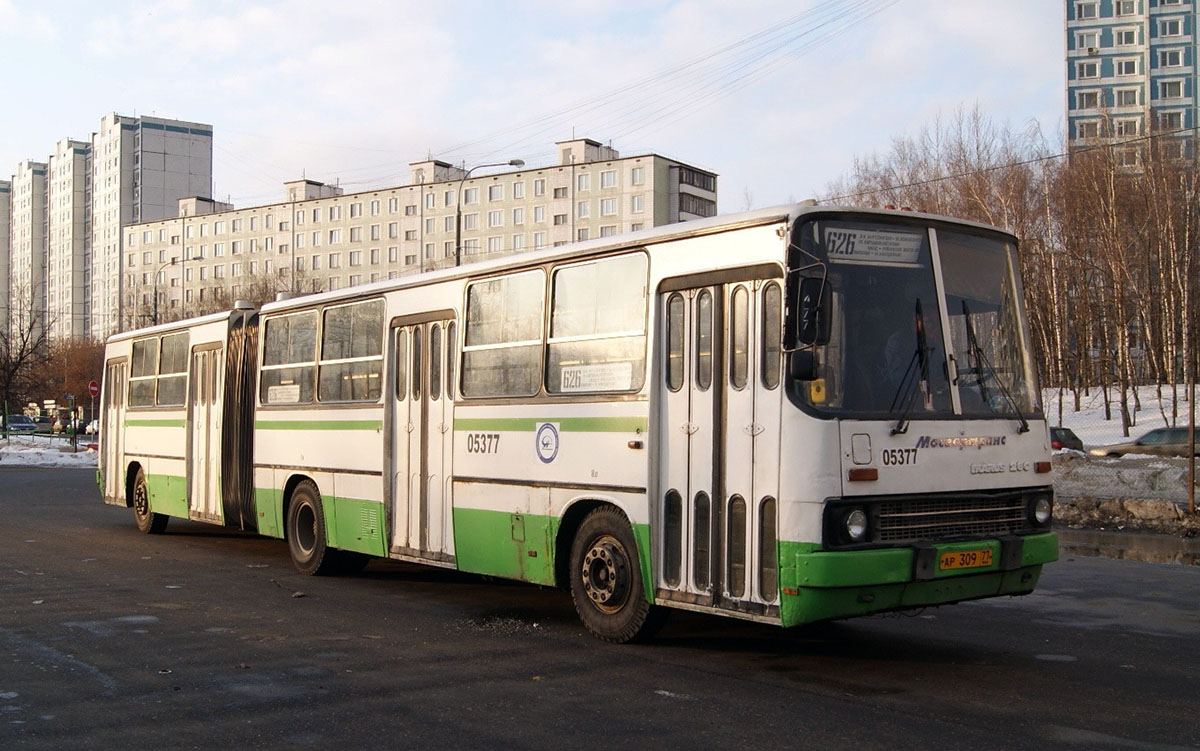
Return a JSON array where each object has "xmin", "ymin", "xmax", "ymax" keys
[{"xmin": 99, "ymin": 204, "xmax": 1058, "ymax": 642}]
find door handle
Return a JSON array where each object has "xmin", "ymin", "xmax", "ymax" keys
[{"xmin": 680, "ymin": 422, "xmax": 699, "ymax": 435}]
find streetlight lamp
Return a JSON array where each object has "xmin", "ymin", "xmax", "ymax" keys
[
  {"xmin": 455, "ymin": 159, "xmax": 525, "ymax": 267},
  {"xmin": 153, "ymin": 257, "xmax": 177, "ymax": 326}
]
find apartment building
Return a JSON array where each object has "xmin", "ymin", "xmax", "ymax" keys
[
  {"xmin": 89, "ymin": 113, "xmax": 213, "ymax": 339},
  {"xmin": 124, "ymin": 138, "xmax": 717, "ymax": 327},
  {"xmin": 9, "ymin": 160, "xmax": 47, "ymax": 335},
  {"xmin": 1066, "ymin": 0, "xmax": 1197, "ymax": 160},
  {"xmin": 0, "ymin": 180, "xmax": 9, "ymax": 331},
  {"xmin": 47, "ymin": 139, "xmax": 90, "ymax": 339}
]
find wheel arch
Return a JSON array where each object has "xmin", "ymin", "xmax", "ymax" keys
[
  {"xmin": 124, "ymin": 461, "xmax": 144, "ymax": 508},
  {"xmin": 554, "ymin": 497, "xmax": 651, "ymax": 598},
  {"xmin": 280, "ymin": 472, "xmax": 318, "ymax": 541}
]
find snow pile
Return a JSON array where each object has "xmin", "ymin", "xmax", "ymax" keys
[{"xmin": 0, "ymin": 436, "xmax": 97, "ymax": 468}]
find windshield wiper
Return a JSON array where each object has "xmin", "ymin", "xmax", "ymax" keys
[
  {"xmin": 890, "ymin": 299, "xmax": 933, "ymax": 435},
  {"xmin": 960, "ymin": 300, "xmax": 1029, "ymax": 433}
]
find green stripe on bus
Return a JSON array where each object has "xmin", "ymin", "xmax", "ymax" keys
[
  {"xmin": 127, "ymin": 419, "xmax": 187, "ymax": 428},
  {"xmin": 453, "ymin": 416, "xmax": 647, "ymax": 433},
  {"xmin": 256, "ymin": 420, "xmax": 383, "ymax": 431}
]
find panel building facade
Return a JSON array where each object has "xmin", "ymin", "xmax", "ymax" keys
[
  {"xmin": 1066, "ymin": 0, "xmax": 1197, "ymax": 160},
  {"xmin": 123, "ymin": 137, "xmax": 717, "ymax": 328}
]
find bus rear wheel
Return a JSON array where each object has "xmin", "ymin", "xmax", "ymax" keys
[
  {"xmin": 132, "ymin": 468, "xmax": 168, "ymax": 534},
  {"xmin": 569, "ymin": 507, "xmax": 665, "ymax": 643},
  {"xmin": 286, "ymin": 480, "xmax": 341, "ymax": 576}
]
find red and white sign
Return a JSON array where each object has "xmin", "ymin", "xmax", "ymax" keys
[{"xmin": 88, "ymin": 380, "xmax": 100, "ymax": 398}]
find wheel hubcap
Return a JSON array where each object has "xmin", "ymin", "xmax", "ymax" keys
[
  {"xmin": 581, "ymin": 535, "xmax": 631, "ymax": 614},
  {"xmin": 134, "ymin": 482, "xmax": 149, "ymax": 518}
]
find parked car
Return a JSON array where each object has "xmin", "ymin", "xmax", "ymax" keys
[
  {"xmin": 85, "ymin": 419, "xmax": 99, "ymax": 435},
  {"xmin": 4, "ymin": 414, "xmax": 37, "ymax": 434},
  {"xmin": 1050, "ymin": 427, "xmax": 1084, "ymax": 452},
  {"xmin": 32, "ymin": 416, "xmax": 54, "ymax": 434},
  {"xmin": 53, "ymin": 415, "xmax": 87, "ymax": 434},
  {"xmin": 1089, "ymin": 426, "xmax": 1198, "ymax": 458}
]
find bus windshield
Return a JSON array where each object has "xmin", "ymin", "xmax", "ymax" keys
[{"xmin": 790, "ymin": 217, "xmax": 1039, "ymax": 420}]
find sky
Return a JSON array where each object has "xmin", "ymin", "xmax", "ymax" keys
[{"xmin": 0, "ymin": 0, "xmax": 1065, "ymax": 213}]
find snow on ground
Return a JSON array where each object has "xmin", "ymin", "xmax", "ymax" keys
[
  {"xmin": 0, "ymin": 435, "xmax": 97, "ymax": 468},
  {"xmin": 1043, "ymin": 384, "xmax": 1200, "ymax": 450}
]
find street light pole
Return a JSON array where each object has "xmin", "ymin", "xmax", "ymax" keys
[
  {"xmin": 455, "ymin": 159, "xmax": 525, "ymax": 267},
  {"xmin": 152, "ymin": 257, "xmax": 177, "ymax": 326}
]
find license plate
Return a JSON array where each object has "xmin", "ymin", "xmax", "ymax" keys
[{"xmin": 939, "ymin": 548, "xmax": 993, "ymax": 571}]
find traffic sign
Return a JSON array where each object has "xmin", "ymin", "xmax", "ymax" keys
[{"xmin": 88, "ymin": 380, "xmax": 100, "ymax": 398}]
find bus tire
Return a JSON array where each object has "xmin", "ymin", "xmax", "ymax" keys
[
  {"xmin": 286, "ymin": 480, "xmax": 338, "ymax": 576},
  {"xmin": 132, "ymin": 468, "xmax": 168, "ymax": 535},
  {"xmin": 569, "ymin": 507, "xmax": 665, "ymax": 643}
]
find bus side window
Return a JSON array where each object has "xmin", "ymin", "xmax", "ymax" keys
[
  {"xmin": 412, "ymin": 325, "xmax": 422, "ymax": 401},
  {"xmin": 430, "ymin": 324, "xmax": 442, "ymax": 401},
  {"xmin": 695, "ymin": 290, "xmax": 713, "ymax": 391},
  {"xmin": 446, "ymin": 321, "xmax": 457, "ymax": 401},
  {"xmin": 730, "ymin": 286, "xmax": 749, "ymax": 390}
]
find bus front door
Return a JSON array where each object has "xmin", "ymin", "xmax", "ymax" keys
[
  {"xmin": 187, "ymin": 347, "xmax": 223, "ymax": 522},
  {"xmin": 390, "ymin": 320, "xmax": 455, "ymax": 564},
  {"xmin": 658, "ymin": 280, "xmax": 782, "ymax": 613}
]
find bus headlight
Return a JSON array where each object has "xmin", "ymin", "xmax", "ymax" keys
[
  {"xmin": 1031, "ymin": 496, "xmax": 1053, "ymax": 526},
  {"xmin": 845, "ymin": 508, "xmax": 869, "ymax": 542}
]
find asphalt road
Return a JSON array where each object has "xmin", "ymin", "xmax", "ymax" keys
[{"xmin": 2, "ymin": 468, "xmax": 1198, "ymax": 750}]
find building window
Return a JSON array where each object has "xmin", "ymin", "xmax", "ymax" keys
[
  {"xmin": 534, "ymin": 179, "xmax": 545, "ymax": 196},
  {"xmin": 350, "ymin": 227, "xmax": 363, "ymax": 243},
  {"xmin": 350, "ymin": 202, "xmax": 362, "ymax": 218},
  {"xmin": 389, "ymin": 222, "xmax": 399, "ymax": 238},
  {"xmin": 513, "ymin": 181, "xmax": 524, "ymax": 199},
  {"xmin": 487, "ymin": 236, "xmax": 503, "ymax": 253},
  {"xmin": 370, "ymin": 224, "xmax": 380, "ymax": 241},
  {"xmin": 577, "ymin": 173, "xmax": 590, "ymax": 191},
  {"xmin": 1114, "ymin": 119, "xmax": 1139, "ymax": 137},
  {"xmin": 1160, "ymin": 80, "xmax": 1183, "ymax": 99},
  {"xmin": 464, "ymin": 187, "xmax": 479, "ymax": 204},
  {"xmin": 534, "ymin": 231, "xmax": 547, "ymax": 248},
  {"xmin": 1160, "ymin": 49, "xmax": 1182, "ymax": 68},
  {"xmin": 1115, "ymin": 88, "xmax": 1138, "ymax": 107},
  {"xmin": 329, "ymin": 205, "xmax": 341, "ymax": 221},
  {"xmin": 1115, "ymin": 148, "xmax": 1139, "ymax": 168},
  {"xmin": 425, "ymin": 193, "xmax": 435, "ymax": 209},
  {"xmin": 631, "ymin": 166, "xmax": 644, "ymax": 185},
  {"xmin": 1074, "ymin": 2, "xmax": 1097, "ymax": 20},
  {"xmin": 1115, "ymin": 28, "xmax": 1136, "ymax": 46},
  {"xmin": 329, "ymin": 253, "xmax": 341, "ymax": 269},
  {"xmin": 512, "ymin": 234, "xmax": 525, "ymax": 250},
  {"xmin": 577, "ymin": 201, "xmax": 589, "ymax": 219},
  {"xmin": 1160, "ymin": 19, "xmax": 1182, "ymax": 38},
  {"xmin": 1075, "ymin": 31, "xmax": 1098, "ymax": 50},
  {"xmin": 600, "ymin": 170, "xmax": 617, "ymax": 188},
  {"xmin": 329, "ymin": 229, "xmax": 343, "ymax": 244},
  {"xmin": 680, "ymin": 194, "xmax": 717, "ymax": 217},
  {"xmin": 553, "ymin": 214, "xmax": 568, "ymax": 226},
  {"xmin": 371, "ymin": 200, "xmax": 380, "ymax": 216},
  {"xmin": 1116, "ymin": 0, "xmax": 1134, "ymax": 15},
  {"xmin": 600, "ymin": 198, "xmax": 617, "ymax": 216},
  {"xmin": 488, "ymin": 184, "xmax": 503, "ymax": 201},
  {"xmin": 1076, "ymin": 120, "xmax": 1100, "ymax": 139},
  {"xmin": 631, "ymin": 223, "xmax": 644, "ymax": 232},
  {"xmin": 405, "ymin": 229, "xmax": 417, "ymax": 241},
  {"xmin": 1159, "ymin": 111, "xmax": 1183, "ymax": 131},
  {"xmin": 1115, "ymin": 58, "xmax": 1138, "ymax": 76},
  {"xmin": 389, "ymin": 246, "xmax": 399, "ymax": 263},
  {"xmin": 553, "ymin": 186, "xmax": 568, "ymax": 199},
  {"xmin": 312, "ymin": 231, "xmax": 321, "ymax": 247},
  {"xmin": 599, "ymin": 225, "xmax": 617, "ymax": 238},
  {"xmin": 577, "ymin": 228, "xmax": 589, "ymax": 241},
  {"xmin": 513, "ymin": 207, "xmax": 525, "ymax": 225},
  {"xmin": 488, "ymin": 210, "xmax": 503, "ymax": 228},
  {"xmin": 534, "ymin": 206, "xmax": 546, "ymax": 222},
  {"xmin": 371, "ymin": 248, "xmax": 380, "ymax": 264},
  {"xmin": 1076, "ymin": 90, "xmax": 1099, "ymax": 109},
  {"xmin": 405, "ymin": 204, "xmax": 416, "ymax": 216},
  {"xmin": 679, "ymin": 167, "xmax": 715, "ymax": 191},
  {"xmin": 232, "ymin": 218, "xmax": 242, "ymax": 232},
  {"xmin": 1076, "ymin": 61, "xmax": 1098, "ymax": 79},
  {"xmin": 463, "ymin": 213, "xmax": 478, "ymax": 231},
  {"xmin": 350, "ymin": 250, "xmax": 362, "ymax": 266}
]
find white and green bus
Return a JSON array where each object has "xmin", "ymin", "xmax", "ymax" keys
[{"xmin": 99, "ymin": 204, "xmax": 1058, "ymax": 642}]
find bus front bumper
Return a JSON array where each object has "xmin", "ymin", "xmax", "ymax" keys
[{"xmin": 777, "ymin": 532, "xmax": 1058, "ymax": 628}]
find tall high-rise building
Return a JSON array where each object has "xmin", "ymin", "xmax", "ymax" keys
[
  {"xmin": 9, "ymin": 160, "xmax": 47, "ymax": 336},
  {"xmin": 89, "ymin": 113, "xmax": 213, "ymax": 339},
  {"xmin": 1066, "ymin": 0, "xmax": 1197, "ymax": 161},
  {"xmin": 0, "ymin": 179, "xmax": 9, "ymax": 332},
  {"xmin": 47, "ymin": 139, "xmax": 90, "ymax": 340}
]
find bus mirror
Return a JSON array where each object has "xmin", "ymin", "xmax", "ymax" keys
[
  {"xmin": 789, "ymin": 350, "xmax": 818, "ymax": 381},
  {"xmin": 796, "ymin": 277, "xmax": 830, "ymax": 346}
]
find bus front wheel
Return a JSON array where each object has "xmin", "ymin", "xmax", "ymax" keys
[
  {"xmin": 286, "ymin": 480, "xmax": 339, "ymax": 576},
  {"xmin": 569, "ymin": 507, "xmax": 665, "ymax": 643},
  {"xmin": 132, "ymin": 468, "xmax": 168, "ymax": 534}
]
